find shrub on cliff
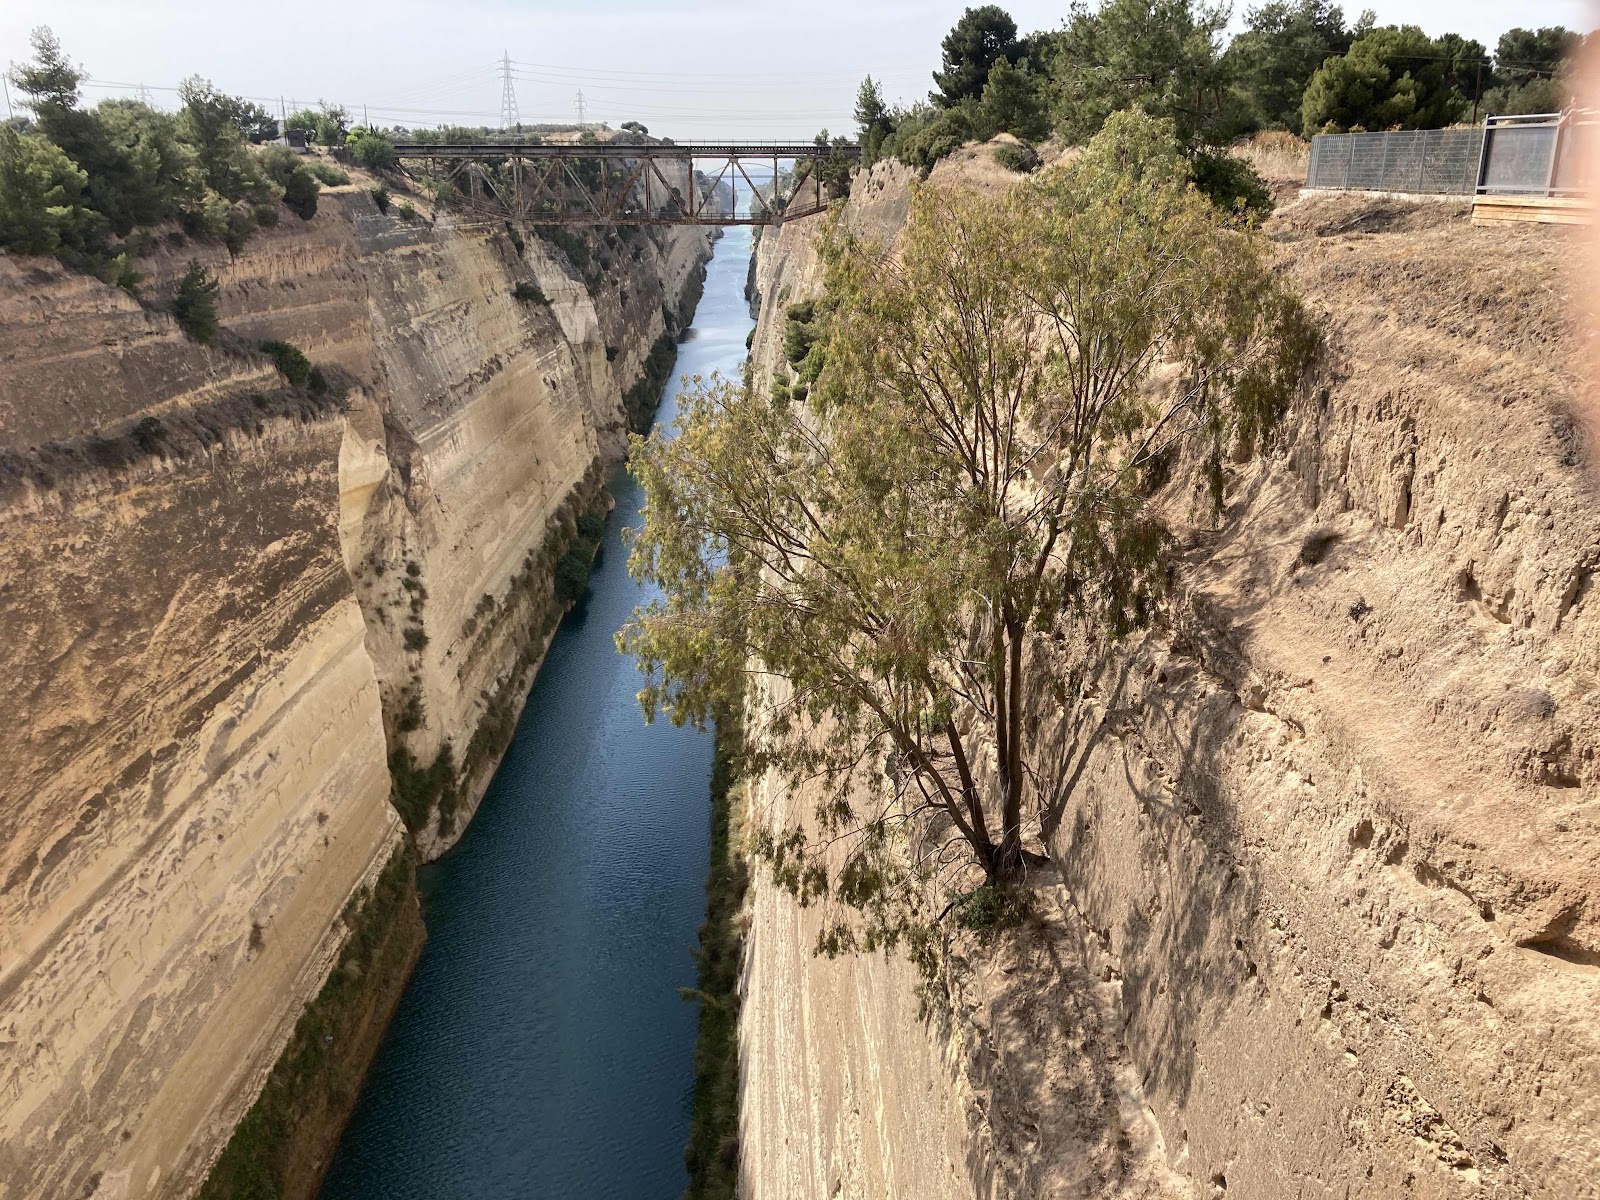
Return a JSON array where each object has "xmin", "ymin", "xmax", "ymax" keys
[
  {"xmin": 347, "ymin": 129, "xmax": 397, "ymax": 171},
  {"xmin": 511, "ymin": 279, "xmax": 549, "ymax": 304},
  {"xmin": 309, "ymin": 162, "xmax": 349, "ymax": 187},
  {"xmin": 1189, "ymin": 148, "xmax": 1273, "ymax": 224},
  {"xmin": 622, "ymin": 110, "xmax": 1317, "ymax": 982},
  {"xmin": 991, "ymin": 141, "xmax": 1037, "ymax": 172},
  {"xmin": 260, "ymin": 145, "xmax": 319, "ymax": 220},
  {"xmin": 259, "ymin": 339, "xmax": 312, "ymax": 388},
  {"xmin": 172, "ymin": 259, "xmax": 220, "ymax": 345},
  {"xmin": 369, "ymin": 184, "xmax": 390, "ymax": 213}
]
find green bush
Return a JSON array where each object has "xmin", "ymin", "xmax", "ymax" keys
[
  {"xmin": 172, "ymin": 259, "xmax": 219, "ymax": 345},
  {"xmin": 369, "ymin": 184, "xmax": 390, "ymax": 213},
  {"xmin": 1189, "ymin": 149, "xmax": 1273, "ymax": 223},
  {"xmin": 577, "ymin": 510, "xmax": 606, "ymax": 542},
  {"xmin": 347, "ymin": 130, "xmax": 397, "ymax": 171},
  {"xmin": 403, "ymin": 626, "xmax": 429, "ymax": 651},
  {"xmin": 259, "ymin": 339, "xmax": 311, "ymax": 388},
  {"xmin": 511, "ymin": 280, "xmax": 549, "ymax": 304},
  {"xmin": 953, "ymin": 883, "xmax": 1032, "ymax": 944},
  {"xmin": 308, "ymin": 162, "xmax": 349, "ymax": 187},
  {"xmin": 396, "ymin": 200, "xmax": 417, "ymax": 222},
  {"xmin": 991, "ymin": 142, "xmax": 1037, "ymax": 173},
  {"xmin": 554, "ymin": 544, "xmax": 596, "ymax": 605},
  {"xmin": 260, "ymin": 145, "xmax": 319, "ymax": 220}
]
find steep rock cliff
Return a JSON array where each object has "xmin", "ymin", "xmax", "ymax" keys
[
  {"xmin": 0, "ymin": 179, "xmax": 709, "ymax": 1199},
  {"xmin": 738, "ymin": 161, "xmax": 1598, "ymax": 1198}
]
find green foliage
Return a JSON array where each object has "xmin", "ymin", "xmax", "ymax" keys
[
  {"xmin": 812, "ymin": 130, "xmax": 856, "ymax": 200},
  {"xmin": 881, "ymin": 101, "xmax": 974, "ymax": 174},
  {"xmin": 1052, "ymin": 0, "xmax": 1236, "ymax": 148},
  {"xmin": 260, "ymin": 145, "xmax": 319, "ymax": 219},
  {"xmin": 623, "ymin": 331, "xmax": 681, "ymax": 432},
  {"xmin": 577, "ymin": 510, "xmax": 607, "ymax": 542},
  {"xmin": 991, "ymin": 141, "xmax": 1038, "ymax": 172},
  {"xmin": 854, "ymin": 76, "xmax": 893, "ymax": 165},
  {"xmin": 0, "ymin": 125, "xmax": 93, "ymax": 255},
  {"xmin": 783, "ymin": 301, "xmax": 819, "ymax": 366},
  {"xmin": 172, "ymin": 259, "xmax": 219, "ymax": 345},
  {"xmin": 953, "ymin": 883, "xmax": 1032, "ymax": 944},
  {"xmin": 681, "ymin": 717, "xmax": 748, "ymax": 1199},
  {"xmin": 347, "ymin": 128, "xmax": 397, "ymax": 171},
  {"xmin": 1301, "ymin": 26, "xmax": 1471, "ymax": 131},
  {"xmin": 388, "ymin": 744, "xmax": 454, "ymax": 831},
  {"xmin": 369, "ymin": 184, "xmax": 390, "ymax": 213},
  {"xmin": 308, "ymin": 162, "xmax": 349, "ymax": 186},
  {"xmin": 624, "ymin": 110, "xmax": 1315, "ymax": 974},
  {"xmin": 554, "ymin": 542, "xmax": 597, "ymax": 605},
  {"xmin": 1495, "ymin": 26, "xmax": 1578, "ymax": 87},
  {"xmin": 975, "ymin": 57, "xmax": 1050, "ymax": 141},
  {"xmin": 396, "ymin": 200, "xmax": 417, "ymax": 222},
  {"xmin": 285, "ymin": 102, "xmax": 349, "ymax": 146},
  {"xmin": 934, "ymin": 5, "xmax": 1023, "ymax": 106},
  {"xmin": 11, "ymin": 27, "xmax": 84, "ymax": 117},
  {"xmin": 259, "ymin": 339, "xmax": 312, "ymax": 388},
  {"xmin": 1190, "ymin": 148, "xmax": 1273, "ymax": 222},
  {"xmin": 511, "ymin": 279, "xmax": 549, "ymax": 304},
  {"xmin": 1222, "ymin": 0, "xmax": 1370, "ymax": 133},
  {"xmin": 1481, "ymin": 27, "xmax": 1581, "ymax": 115},
  {"xmin": 196, "ymin": 846, "xmax": 419, "ymax": 1200},
  {"xmin": 402, "ymin": 626, "xmax": 429, "ymax": 651},
  {"xmin": 179, "ymin": 75, "xmax": 275, "ymax": 203}
]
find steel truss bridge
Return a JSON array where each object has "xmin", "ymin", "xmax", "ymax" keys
[{"xmin": 389, "ymin": 141, "xmax": 859, "ymax": 227}]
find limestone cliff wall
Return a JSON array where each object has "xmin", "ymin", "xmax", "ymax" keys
[
  {"xmin": 739, "ymin": 161, "xmax": 1598, "ymax": 1199},
  {"xmin": 0, "ymin": 179, "xmax": 709, "ymax": 1199}
]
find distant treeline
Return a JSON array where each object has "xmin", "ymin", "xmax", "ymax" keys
[{"xmin": 846, "ymin": 3, "xmax": 1591, "ymax": 183}]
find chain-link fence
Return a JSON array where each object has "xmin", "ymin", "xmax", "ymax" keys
[{"xmin": 1306, "ymin": 112, "xmax": 1597, "ymax": 197}]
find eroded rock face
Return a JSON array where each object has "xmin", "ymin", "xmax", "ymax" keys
[
  {"xmin": 739, "ymin": 172, "xmax": 1598, "ymax": 1198},
  {"xmin": 0, "ymin": 184, "xmax": 709, "ymax": 1198}
]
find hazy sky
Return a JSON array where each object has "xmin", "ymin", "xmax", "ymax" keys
[{"xmin": 3, "ymin": 0, "xmax": 1594, "ymax": 140}]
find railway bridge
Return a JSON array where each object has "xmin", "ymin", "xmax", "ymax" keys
[{"xmin": 389, "ymin": 140, "xmax": 859, "ymax": 227}]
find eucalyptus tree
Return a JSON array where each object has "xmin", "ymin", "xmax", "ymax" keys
[{"xmin": 623, "ymin": 111, "xmax": 1314, "ymax": 965}]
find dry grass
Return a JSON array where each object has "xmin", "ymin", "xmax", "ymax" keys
[{"xmin": 1233, "ymin": 130, "xmax": 1310, "ymax": 183}]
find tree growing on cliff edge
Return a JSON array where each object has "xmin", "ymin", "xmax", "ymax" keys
[{"xmin": 622, "ymin": 111, "xmax": 1314, "ymax": 973}]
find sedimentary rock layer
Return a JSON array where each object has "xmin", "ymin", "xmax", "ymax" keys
[
  {"xmin": 738, "ymin": 163, "xmax": 1598, "ymax": 1198},
  {"xmin": 0, "ymin": 178, "xmax": 708, "ymax": 1199}
]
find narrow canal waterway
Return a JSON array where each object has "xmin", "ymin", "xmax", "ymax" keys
[{"xmin": 320, "ymin": 226, "xmax": 755, "ymax": 1200}]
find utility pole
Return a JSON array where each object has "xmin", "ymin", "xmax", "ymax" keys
[
  {"xmin": 135, "ymin": 82, "xmax": 151, "ymax": 105},
  {"xmin": 575, "ymin": 89, "xmax": 586, "ymax": 130},
  {"xmin": 3, "ymin": 70, "xmax": 14, "ymax": 122},
  {"xmin": 500, "ymin": 51, "xmax": 519, "ymax": 132}
]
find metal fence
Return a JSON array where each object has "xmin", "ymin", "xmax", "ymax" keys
[
  {"xmin": 1306, "ymin": 111, "xmax": 1598, "ymax": 197},
  {"xmin": 1306, "ymin": 127, "xmax": 1483, "ymax": 194}
]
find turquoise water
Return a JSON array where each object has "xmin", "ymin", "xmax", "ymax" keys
[{"xmin": 320, "ymin": 227, "xmax": 754, "ymax": 1200}]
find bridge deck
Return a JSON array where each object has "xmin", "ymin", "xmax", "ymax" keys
[{"xmin": 391, "ymin": 142, "xmax": 860, "ymax": 159}]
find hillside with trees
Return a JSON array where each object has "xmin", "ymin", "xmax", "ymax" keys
[
  {"xmin": 0, "ymin": 28, "xmax": 398, "ymax": 278},
  {"xmin": 853, "ymin": 1, "xmax": 1593, "ymax": 211}
]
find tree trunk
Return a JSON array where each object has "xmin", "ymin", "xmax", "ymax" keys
[{"xmin": 994, "ymin": 616, "xmax": 1027, "ymax": 877}]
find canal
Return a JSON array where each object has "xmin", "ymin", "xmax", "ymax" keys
[{"xmin": 320, "ymin": 226, "xmax": 755, "ymax": 1199}]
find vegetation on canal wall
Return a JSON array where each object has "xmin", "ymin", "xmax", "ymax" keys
[{"xmin": 682, "ymin": 715, "xmax": 749, "ymax": 1199}]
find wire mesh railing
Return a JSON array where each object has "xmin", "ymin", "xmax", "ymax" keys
[
  {"xmin": 1306, "ymin": 127, "xmax": 1483, "ymax": 194},
  {"xmin": 1305, "ymin": 111, "xmax": 1597, "ymax": 197}
]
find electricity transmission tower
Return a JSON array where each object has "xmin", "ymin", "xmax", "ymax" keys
[
  {"xmin": 575, "ymin": 89, "xmax": 587, "ymax": 130},
  {"xmin": 499, "ymin": 51, "xmax": 519, "ymax": 131}
]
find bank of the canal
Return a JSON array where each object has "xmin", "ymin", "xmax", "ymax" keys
[{"xmin": 319, "ymin": 227, "xmax": 755, "ymax": 1200}]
